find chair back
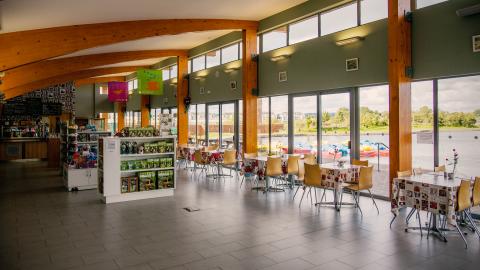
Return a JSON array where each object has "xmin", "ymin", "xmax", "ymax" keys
[
  {"xmin": 206, "ymin": 144, "xmax": 219, "ymax": 151},
  {"xmin": 434, "ymin": 165, "xmax": 446, "ymax": 172},
  {"xmin": 194, "ymin": 150, "xmax": 204, "ymax": 164},
  {"xmin": 303, "ymin": 153, "xmax": 317, "ymax": 164},
  {"xmin": 266, "ymin": 157, "xmax": 283, "ymax": 177},
  {"xmin": 287, "ymin": 155, "xmax": 300, "ymax": 175},
  {"xmin": 304, "ymin": 163, "xmax": 322, "ymax": 187},
  {"xmin": 352, "ymin": 159, "xmax": 368, "ymax": 167},
  {"xmin": 358, "ymin": 166, "xmax": 374, "ymax": 190},
  {"xmin": 223, "ymin": 149, "xmax": 237, "ymax": 165},
  {"xmin": 473, "ymin": 177, "xmax": 480, "ymax": 207},
  {"xmin": 397, "ymin": 170, "xmax": 412, "ymax": 178},
  {"xmin": 244, "ymin": 152, "xmax": 258, "ymax": 159},
  {"xmin": 457, "ymin": 180, "xmax": 471, "ymax": 212},
  {"xmin": 297, "ymin": 160, "xmax": 305, "ymax": 181}
]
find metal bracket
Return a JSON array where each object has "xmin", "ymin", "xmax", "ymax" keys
[
  {"xmin": 251, "ymin": 54, "xmax": 259, "ymax": 62},
  {"xmin": 405, "ymin": 11, "xmax": 413, "ymax": 23},
  {"xmin": 183, "ymin": 74, "xmax": 190, "ymax": 80},
  {"xmin": 405, "ymin": 66, "xmax": 414, "ymax": 78},
  {"xmin": 251, "ymin": 88, "xmax": 259, "ymax": 96}
]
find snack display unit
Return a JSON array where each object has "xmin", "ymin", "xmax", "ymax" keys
[
  {"xmin": 61, "ymin": 125, "xmax": 111, "ymax": 191},
  {"xmin": 98, "ymin": 136, "xmax": 176, "ymax": 204}
]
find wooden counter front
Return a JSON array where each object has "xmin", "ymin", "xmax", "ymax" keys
[{"xmin": 0, "ymin": 138, "xmax": 48, "ymax": 161}]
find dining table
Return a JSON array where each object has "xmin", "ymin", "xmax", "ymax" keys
[
  {"xmin": 242, "ymin": 155, "xmax": 291, "ymax": 193},
  {"xmin": 314, "ymin": 162, "xmax": 361, "ymax": 211},
  {"xmin": 391, "ymin": 172, "xmax": 475, "ymax": 242}
]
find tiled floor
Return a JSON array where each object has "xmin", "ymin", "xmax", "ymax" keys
[{"xmin": 1, "ymin": 161, "xmax": 479, "ymax": 270}]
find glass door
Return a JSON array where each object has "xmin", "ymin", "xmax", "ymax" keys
[
  {"xmin": 320, "ymin": 93, "xmax": 351, "ymax": 163},
  {"xmin": 221, "ymin": 103, "xmax": 235, "ymax": 149},
  {"xmin": 293, "ymin": 95, "xmax": 318, "ymax": 156},
  {"xmin": 207, "ymin": 104, "xmax": 220, "ymax": 145}
]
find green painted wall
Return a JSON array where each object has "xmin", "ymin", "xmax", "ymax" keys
[
  {"xmin": 189, "ymin": 60, "xmax": 243, "ymax": 104},
  {"xmin": 126, "ymin": 91, "xmax": 141, "ymax": 111},
  {"xmin": 151, "ymin": 58, "xmax": 177, "ymax": 70},
  {"xmin": 94, "ymin": 83, "xmax": 114, "ymax": 113},
  {"xmin": 259, "ymin": 20, "xmax": 388, "ymax": 96},
  {"xmin": 189, "ymin": 31, "xmax": 242, "ymax": 57},
  {"xmin": 74, "ymin": 84, "xmax": 95, "ymax": 118},
  {"xmin": 413, "ymin": 0, "xmax": 480, "ymax": 80},
  {"xmin": 150, "ymin": 80, "xmax": 177, "ymax": 108}
]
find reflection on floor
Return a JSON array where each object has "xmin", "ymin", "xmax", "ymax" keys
[{"xmin": 0, "ymin": 161, "xmax": 479, "ymax": 270}]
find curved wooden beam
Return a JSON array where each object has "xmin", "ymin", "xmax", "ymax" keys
[
  {"xmin": 0, "ymin": 19, "xmax": 258, "ymax": 71},
  {"xmin": 4, "ymin": 66, "xmax": 145, "ymax": 100},
  {"xmin": 1, "ymin": 50, "xmax": 186, "ymax": 91},
  {"xmin": 74, "ymin": 76, "xmax": 126, "ymax": 88}
]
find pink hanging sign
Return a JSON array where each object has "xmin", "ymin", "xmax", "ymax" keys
[{"xmin": 108, "ymin": 81, "xmax": 128, "ymax": 102}]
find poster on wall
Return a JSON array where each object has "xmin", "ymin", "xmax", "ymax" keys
[
  {"xmin": 137, "ymin": 69, "xmax": 163, "ymax": 95},
  {"xmin": 108, "ymin": 81, "xmax": 129, "ymax": 102}
]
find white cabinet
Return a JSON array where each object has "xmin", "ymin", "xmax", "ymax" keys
[{"xmin": 63, "ymin": 165, "xmax": 98, "ymax": 191}]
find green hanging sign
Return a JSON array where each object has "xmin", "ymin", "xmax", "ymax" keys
[{"xmin": 137, "ymin": 69, "xmax": 163, "ymax": 95}]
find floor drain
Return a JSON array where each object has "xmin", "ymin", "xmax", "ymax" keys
[{"xmin": 183, "ymin": 207, "xmax": 200, "ymax": 212}]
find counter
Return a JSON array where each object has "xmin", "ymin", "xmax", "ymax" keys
[{"xmin": 0, "ymin": 138, "xmax": 48, "ymax": 160}]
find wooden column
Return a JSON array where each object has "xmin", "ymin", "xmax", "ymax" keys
[
  {"xmin": 140, "ymin": 95, "xmax": 150, "ymax": 127},
  {"xmin": 388, "ymin": 0, "xmax": 412, "ymax": 198},
  {"xmin": 177, "ymin": 55, "xmax": 189, "ymax": 145},
  {"xmin": 242, "ymin": 28, "xmax": 258, "ymax": 154},
  {"xmin": 115, "ymin": 103, "xmax": 125, "ymax": 132}
]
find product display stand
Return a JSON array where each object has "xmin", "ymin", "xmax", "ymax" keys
[
  {"xmin": 62, "ymin": 129, "xmax": 111, "ymax": 191},
  {"xmin": 98, "ymin": 136, "xmax": 176, "ymax": 204}
]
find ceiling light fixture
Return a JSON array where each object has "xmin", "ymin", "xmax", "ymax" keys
[
  {"xmin": 335, "ymin": 36, "xmax": 364, "ymax": 46},
  {"xmin": 270, "ymin": 54, "xmax": 291, "ymax": 62}
]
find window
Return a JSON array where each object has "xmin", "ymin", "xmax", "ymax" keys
[
  {"xmin": 262, "ymin": 26, "xmax": 287, "ymax": 52},
  {"xmin": 162, "ymin": 69, "xmax": 170, "ymax": 81},
  {"xmin": 128, "ymin": 81, "xmax": 134, "ymax": 91},
  {"xmin": 321, "ymin": 93, "xmax": 351, "ymax": 163},
  {"xmin": 188, "ymin": 105, "xmax": 197, "ymax": 144},
  {"xmin": 150, "ymin": 108, "xmax": 156, "ymax": 127},
  {"xmin": 188, "ymin": 60, "xmax": 191, "ymax": 74},
  {"xmin": 359, "ymin": 85, "xmax": 390, "ymax": 197},
  {"xmin": 221, "ymin": 103, "xmax": 235, "ymax": 149},
  {"xmin": 192, "ymin": 55, "xmax": 206, "ymax": 72},
  {"xmin": 289, "ymin": 15, "xmax": 319, "ymax": 45},
  {"xmin": 411, "ymin": 80, "xmax": 434, "ymax": 171},
  {"xmin": 321, "ymin": 2, "xmax": 357, "ymax": 36},
  {"xmin": 221, "ymin": 43, "xmax": 239, "ymax": 64},
  {"xmin": 206, "ymin": 50, "xmax": 220, "ymax": 68},
  {"xmin": 170, "ymin": 65, "xmax": 177, "ymax": 79},
  {"xmin": 438, "ymin": 75, "xmax": 480, "ymax": 179},
  {"xmin": 238, "ymin": 100, "xmax": 243, "ymax": 152},
  {"xmin": 270, "ymin": 96, "xmax": 289, "ymax": 154},
  {"xmin": 207, "ymin": 105, "xmax": 220, "ymax": 145},
  {"xmin": 416, "ymin": 0, "xmax": 447, "ymax": 9},
  {"xmin": 99, "ymin": 85, "xmax": 108, "ymax": 95},
  {"xmin": 133, "ymin": 111, "xmax": 141, "ymax": 128},
  {"xmin": 133, "ymin": 79, "xmax": 138, "ymax": 89},
  {"xmin": 293, "ymin": 96, "xmax": 317, "ymax": 155},
  {"xmin": 197, "ymin": 104, "xmax": 206, "ymax": 145},
  {"xmin": 107, "ymin": 113, "xmax": 116, "ymax": 133},
  {"xmin": 361, "ymin": 0, "xmax": 388, "ymax": 24},
  {"xmin": 257, "ymin": 98, "xmax": 270, "ymax": 155}
]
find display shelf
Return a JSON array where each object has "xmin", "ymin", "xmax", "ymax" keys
[
  {"xmin": 120, "ymin": 152, "xmax": 174, "ymax": 158},
  {"xmin": 99, "ymin": 136, "xmax": 176, "ymax": 204},
  {"xmin": 121, "ymin": 167, "xmax": 175, "ymax": 174}
]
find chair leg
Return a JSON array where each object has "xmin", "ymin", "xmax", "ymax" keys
[
  {"xmin": 427, "ymin": 212, "xmax": 433, "ymax": 239},
  {"xmin": 293, "ymin": 185, "xmax": 301, "ymax": 200},
  {"xmin": 240, "ymin": 175, "xmax": 244, "ymax": 188},
  {"xmin": 454, "ymin": 215, "xmax": 468, "ymax": 249},
  {"xmin": 320, "ymin": 189, "xmax": 326, "ymax": 203},
  {"xmin": 299, "ymin": 187, "xmax": 306, "ymax": 208},
  {"xmin": 406, "ymin": 208, "xmax": 416, "ymax": 225},
  {"xmin": 314, "ymin": 188, "xmax": 318, "ymax": 204},
  {"xmin": 416, "ymin": 210, "xmax": 423, "ymax": 237},
  {"xmin": 354, "ymin": 191, "xmax": 363, "ymax": 216},
  {"xmin": 390, "ymin": 214, "xmax": 397, "ymax": 229},
  {"xmin": 309, "ymin": 187, "xmax": 313, "ymax": 205},
  {"xmin": 466, "ymin": 210, "xmax": 480, "ymax": 238},
  {"xmin": 368, "ymin": 189, "xmax": 379, "ymax": 214}
]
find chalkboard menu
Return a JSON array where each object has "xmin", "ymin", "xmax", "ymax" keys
[
  {"xmin": 26, "ymin": 98, "xmax": 42, "ymax": 115},
  {"xmin": 42, "ymin": 103, "xmax": 62, "ymax": 115},
  {"xmin": 2, "ymin": 98, "xmax": 62, "ymax": 116}
]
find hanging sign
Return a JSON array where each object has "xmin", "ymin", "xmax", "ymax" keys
[
  {"xmin": 108, "ymin": 81, "xmax": 129, "ymax": 102},
  {"xmin": 137, "ymin": 69, "xmax": 163, "ymax": 95}
]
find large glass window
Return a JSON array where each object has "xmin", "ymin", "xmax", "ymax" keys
[
  {"xmin": 293, "ymin": 96, "xmax": 317, "ymax": 155},
  {"xmin": 289, "ymin": 15, "xmax": 319, "ymax": 45},
  {"xmin": 188, "ymin": 105, "xmax": 197, "ymax": 144},
  {"xmin": 320, "ymin": 2, "xmax": 357, "ymax": 36},
  {"xmin": 188, "ymin": 60, "xmax": 191, "ymax": 74},
  {"xmin": 438, "ymin": 75, "xmax": 480, "ymax": 179},
  {"xmin": 221, "ymin": 103, "xmax": 235, "ymax": 149},
  {"xmin": 207, "ymin": 105, "xmax": 220, "ymax": 145},
  {"xmin": 262, "ymin": 26, "xmax": 287, "ymax": 52},
  {"xmin": 150, "ymin": 108, "xmax": 156, "ymax": 127},
  {"xmin": 221, "ymin": 43, "xmax": 239, "ymax": 64},
  {"xmin": 360, "ymin": 0, "xmax": 388, "ymax": 24},
  {"xmin": 411, "ymin": 81, "xmax": 434, "ymax": 171},
  {"xmin": 321, "ymin": 93, "xmax": 351, "ymax": 163},
  {"xmin": 162, "ymin": 69, "xmax": 170, "ymax": 81},
  {"xmin": 170, "ymin": 65, "xmax": 178, "ymax": 79},
  {"xmin": 270, "ymin": 96, "xmax": 289, "ymax": 154},
  {"xmin": 257, "ymin": 98, "xmax": 270, "ymax": 155},
  {"xmin": 238, "ymin": 100, "xmax": 243, "ymax": 152},
  {"xmin": 359, "ymin": 85, "xmax": 390, "ymax": 197},
  {"xmin": 133, "ymin": 111, "xmax": 141, "ymax": 128},
  {"xmin": 416, "ymin": 0, "xmax": 448, "ymax": 9},
  {"xmin": 197, "ymin": 104, "xmax": 206, "ymax": 145},
  {"xmin": 206, "ymin": 50, "xmax": 221, "ymax": 68},
  {"xmin": 192, "ymin": 55, "xmax": 206, "ymax": 72}
]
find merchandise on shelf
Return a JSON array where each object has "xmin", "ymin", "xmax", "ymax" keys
[
  {"xmin": 120, "ymin": 140, "xmax": 174, "ymax": 155},
  {"xmin": 138, "ymin": 171, "xmax": 157, "ymax": 191},
  {"xmin": 120, "ymin": 157, "xmax": 173, "ymax": 171},
  {"xmin": 157, "ymin": 170, "xmax": 174, "ymax": 189},
  {"xmin": 115, "ymin": 127, "xmax": 160, "ymax": 138}
]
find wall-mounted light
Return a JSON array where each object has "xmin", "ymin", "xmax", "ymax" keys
[
  {"xmin": 270, "ymin": 54, "xmax": 291, "ymax": 62},
  {"xmin": 194, "ymin": 75, "xmax": 206, "ymax": 80},
  {"xmin": 0, "ymin": 72, "xmax": 5, "ymax": 78},
  {"xmin": 224, "ymin": 67, "xmax": 240, "ymax": 73},
  {"xmin": 335, "ymin": 36, "xmax": 364, "ymax": 46},
  {"xmin": 170, "ymin": 78, "xmax": 178, "ymax": 86}
]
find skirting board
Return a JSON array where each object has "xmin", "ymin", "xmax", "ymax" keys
[{"xmin": 101, "ymin": 189, "xmax": 174, "ymax": 204}]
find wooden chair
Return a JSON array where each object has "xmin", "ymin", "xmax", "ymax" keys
[
  {"xmin": 434, "ymin": 165, "xmax": 446, "ymax": 172},
  {"xmin": 221, "ymin": 149, "xmax": 238, "ymax": 178},
  {"xmin": 342, "ymin": 166, "xmax": 378, "ymax": 215},
  {"xmin": 193, "ymin": 149, "xmax": 209, "ymax": 177},
  {"xmin": 454, "ymin": 180, "xmax": 474, "ymax": 248},
  {"xmin": 293, "ymin": 160, "xmax": 305, "ymax": 199},
  {"xmin": 285, "ymin": 155, "xmax": 300, "ymax": 188},
  {"xmin": 397, "ymin": 170, "xmax": 412, "ymax": 178},
  {"xmin": 206, "ymin": 144, "xmax": 219, "ymax": 151},
  {"xmin": 266, "ymin": 157, "xmax": 284, "ymax": 192},
  {"xmin": 303, "ymin": 153, "xmax": 317, "ymax": 165},
  {"xmin": 352, "ymin": 159, "xmax": 368, "ymax": 167},
  {"xmin": 300, "ymin": 163, "xmax": 323, "ymax": 207}
]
